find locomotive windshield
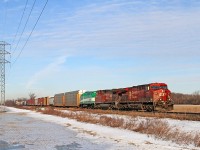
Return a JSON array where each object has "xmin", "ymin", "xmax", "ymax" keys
[
  {"xmin": 160, "ymin": 85, "xmax": 168, "ymax": 89},
  {"xmin": 151, "ymin": 85, "xmax": 168, "ymax": 90},
  {"xmin": 151, "ymin": 86, "xmax": 159, "ymax": 90}
]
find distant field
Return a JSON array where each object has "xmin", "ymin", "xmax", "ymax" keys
[{"xmin": 173, "ymin": 105, "xmax": 200, "ymax": 113}]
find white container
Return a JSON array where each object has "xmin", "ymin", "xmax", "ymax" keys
[{"xmin": 49, "ymin": 97, "xmax": 54, "ymax": 106}]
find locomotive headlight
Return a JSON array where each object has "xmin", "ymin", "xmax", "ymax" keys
[{"xmin": 159, "ymin": 93, "xmax": 165, "ymax": 96}]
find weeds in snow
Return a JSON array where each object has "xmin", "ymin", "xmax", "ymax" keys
[{"xmin": 15, "ymin": 106, "xmax": 200, "ymax": 147}]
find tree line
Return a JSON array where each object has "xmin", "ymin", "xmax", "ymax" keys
[
  {"xmin": 171, "ymin": 91, "xmax": 200, "ymax": 105},
  {"xmin": 5, "ymin": 92, "xmax": 36, "ymax": 106}
]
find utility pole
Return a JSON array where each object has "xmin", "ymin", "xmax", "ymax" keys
[{"xmin": 0, "ymin": 41, "xmax": 10, "ymax": 112}]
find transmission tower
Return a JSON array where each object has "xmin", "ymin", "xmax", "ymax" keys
[{"xmin": 0, "ymin": 41, "xmax": 10, "ymax": 111}]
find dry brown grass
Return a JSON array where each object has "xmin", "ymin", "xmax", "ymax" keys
[
  {"xmin": 134, "ymin": 119, "xmax": 200, "ymax": 147},
  {"xmin": 38, "ymin": 107, "xmax": 200, "ymax": 147},
  {"xmin": 172, "ymin": 105, "xmax": 200, "ymax": 113},
  {"xmin": 65, "ymin": 107, "xmax": 200, "ymax": 121},
  {"xmin": 16, "ymin": 105, "xmax": 200, "ymax": 121}
]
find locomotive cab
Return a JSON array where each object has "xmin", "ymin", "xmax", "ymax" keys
[{"xmin": 150, "ymin": 83, "xmax": 173, "ymax": 111}]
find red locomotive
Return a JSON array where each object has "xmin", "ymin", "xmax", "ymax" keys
[{"xmin": 95, "ymin": 83, "xmax": 173, "ymax": 111}]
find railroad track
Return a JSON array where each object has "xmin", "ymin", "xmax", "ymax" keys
[
  {"xmin": 63, "ymin": 107, "xmax": 200, "ymax": 116},
  {"xmin": 165, "ymin": 111, "xmax": 200, "ymax": 115},
  {"xmin": 128, "ymin": 110, "xmax": 200, "ymax": 115},
  {"xmin": 18, "ymin": 106, "xmax": 200, "ymax": 118}
]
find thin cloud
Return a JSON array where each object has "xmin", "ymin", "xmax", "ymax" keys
[
  {"xmin": 5, "ymin": 0, "xmax": 200, "ymax": 98},
  {"xmin": 28, "ymin": 6, "xmax": 200, "ymax": 58},
  {"xmin": 26, "ymin": 55, "xmax": 68, "ymax": 89}
]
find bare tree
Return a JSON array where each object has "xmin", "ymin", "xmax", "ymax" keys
[
  {"xmin": 172, "ymin": 91, "xmax": 200, "ymax": 105},
  {"xmin": 192, "ymin": 91, "xmax": 200, "ymax": 104},
  {"xmin": 5, "ymin": 100, "xmax": 16, "ymax": 106},
  {"xmin": 17, "ymin": 97, "xmax": 28, "ymax": 101},
  {"xmin": 29, "ymin": 92, "xmax": 36, "ymax": 100},
  {"xmin": 193, "ymin": 91, "xmax": 200, "ymax": 96}
]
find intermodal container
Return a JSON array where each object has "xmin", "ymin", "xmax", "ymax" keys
[
  {"xmin": 49, "ymin": 97, "xmax": 54, "ymax": 106},
  {"xmin": 35, "ymin": 98, "xmax": 38, "ymax": 105},
  {"xmin": 44, "ymin": 96, "xmax": 49, "ymax": 106}
]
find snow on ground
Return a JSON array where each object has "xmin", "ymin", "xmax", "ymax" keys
[
  {"xmin": 162, "ymin": 118, "xmax": 200, "ymax": 134},
  {"xmin": 3, "ymin": 107, "xmax": 200, "ymax": 150}
]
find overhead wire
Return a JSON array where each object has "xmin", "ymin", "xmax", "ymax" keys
[
  {"xmin": 11, "ymin": 0, "xmax": 29, "ymax": 49},
  {"xmin": 12, "ymin": 0, "xmax": 49, "ymax": 66},
  {"xmin": 2, "ymin": 1, "xmax": 10, "ymax": 81},
  {"xmin": 12, "ymin": 0, "xmax": 36, "ymax": 55},
  {"xmin": 2, "ymin": 0, "xmax": 8, "ymax": 40},
  {"xmin": 7, "ymin": 0, "xmax": 34, "ymax": 82}
]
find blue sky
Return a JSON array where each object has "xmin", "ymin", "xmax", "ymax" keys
[{"xmin": 0, "ymin": 0, "xmax": 200, "ymax": 99}]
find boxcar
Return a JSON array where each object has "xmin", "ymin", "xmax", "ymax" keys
[
  {"xmin": 26, "ymin": 99, "xmax": 35, "ymax": 106},
  {"xmin": 38, "ymin": 97, "xmax": 45, "ymax": 106}
]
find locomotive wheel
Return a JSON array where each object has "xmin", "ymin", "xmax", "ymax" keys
[{"xmin": 146, "ymin": 105, "xmax": 154, "ymax": 112}]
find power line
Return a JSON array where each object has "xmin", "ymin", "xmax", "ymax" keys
[
  {"xmin": 12, "ymin": 0, "xmax": 29, "ymax": 48},
  {"xmin": 12, "ymin": 0, "xmax": 36, "ymax": 55},
  {"xmin": 2, "ymin": 1, "xmax": 8, "ymax": 40},
  {"xmin": 12, "ymin": 0, "xmax": 48, "ymax": 66}
]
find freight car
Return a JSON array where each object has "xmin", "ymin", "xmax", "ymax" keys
[
  {"xmin": 34, "ymin": 97, "xmax": 49, "ymax": 106},
  {"xmin": 26, "ymin": 99, "xmax": 35, "ymax": 106},
  {"xmin": 49, "ymin": 97, "xmax": 54, "ymax": 106},
  {"xmin": 54, "ymin": 93, "xmax": 65, "ymax": 107},
  {"xmin": 38, "ymin": 97, "xmax": 45, "ymax": 106},
  {"xmin": 54, "ymin": 90, "xmax": 85, "ymax": 107},
  {"xmin": 94, "ymin": 83, "xmax": 173, "ymax": 111},
  {"xmin": 65, "ymin": 90, "xmax": 85, "ymax": 107}
]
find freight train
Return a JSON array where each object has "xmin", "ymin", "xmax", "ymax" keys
[{"xmin": 26, "ymin": 82, "xmax": 174, "ymax": 111}]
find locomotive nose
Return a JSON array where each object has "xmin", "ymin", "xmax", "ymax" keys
[{"xmin": 158, "ymin": 89, "xmax": 168, "ymax": 101}]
